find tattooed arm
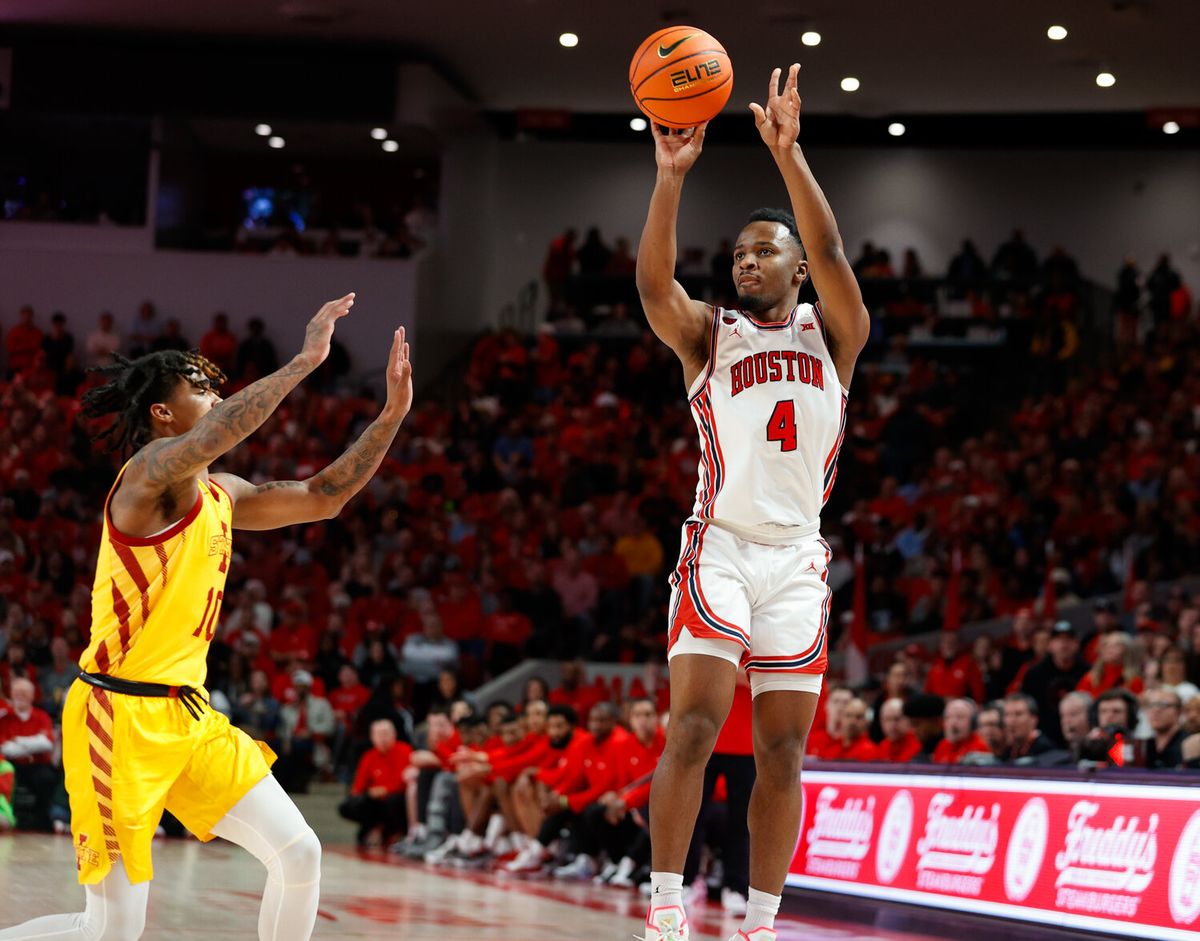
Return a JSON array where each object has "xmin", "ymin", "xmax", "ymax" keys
[{"xmin": 212, "ymin": 326, "xmax": 413, "ymax": 530}]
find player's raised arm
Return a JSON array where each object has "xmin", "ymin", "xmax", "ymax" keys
[
  {"xmin": 123, "ymin": 293, "xmax": 355, "ymax": 490},
  {"xmin": 751, "ymin": 64, "xmax": 870, "ymax": 382},
  {"xmin": 635, "ymin": 122, "xmax": 714, "ymax": 369},
  {"xmin": 213, "ymin": 326, "xmax": 413, "ymax": 530}
]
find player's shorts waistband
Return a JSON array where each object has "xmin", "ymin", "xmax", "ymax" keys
[
  {"xmin": 76, "ymin": 669, "xmax": 209, "ymax": 720},
  {"xmin": 695, "ymin": 516, "xmax": 822, "ymax": 546}
]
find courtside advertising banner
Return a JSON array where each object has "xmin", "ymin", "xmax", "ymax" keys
[{"xmin": 788, "ymin": 770, "xmax": 1200, "ymax": 940}]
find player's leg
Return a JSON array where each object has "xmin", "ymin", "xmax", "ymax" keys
[
  {"xmin": 0, "ymin": 866, "xmax": 149, "ymax": 941},
  {"xmin": 731, "ymin": 535, "xmax": 827, "ymax": 940},
  {"xmin": 209, "ymin": 774, "xmax": 321, "ymax": 941},
  {"xmin": 645, "ymin": 651, "xmax": 736, "ymax": 940}
]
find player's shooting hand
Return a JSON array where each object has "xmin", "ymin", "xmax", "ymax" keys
[
  {"xmin": 749, "ymin": 64, "xmax": 802, "ymax": 151},
  {"xmin": 651, "ymin": 121, "xmax": 708, "ymax": 178},
  {"xmin": 298, "ymin": 292, "xmax": 354, "ymax": 369},
  {"xmin": 381, "ymin": 326, "xmax": 413, "ymax": 423}
]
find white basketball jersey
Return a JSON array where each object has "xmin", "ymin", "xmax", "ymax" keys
[{"xmin": 686, "ymin": 303, "xmax": 847, "ymax": 542}]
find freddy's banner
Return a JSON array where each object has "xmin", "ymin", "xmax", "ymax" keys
[{"xmin": 787, "ymin": 770, "xmax": 1200, "ymax": 940}]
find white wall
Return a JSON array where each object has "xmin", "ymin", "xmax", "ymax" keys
[
  {"xmin": 0, "ymin": 240, "xmax": 422, "ymax": 378},
  {"xmin": 481, "ymin": 141, "xmax": 1200, "ymax": 318}
]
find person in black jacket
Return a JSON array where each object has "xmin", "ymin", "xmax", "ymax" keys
[
  {"xmin": 1020, "ymin": 621, "xmax": 1087, "ymax": 746},
  {"xmin": 1001, "ymin": 693, "xmax": 1058, "ymax": 762}
]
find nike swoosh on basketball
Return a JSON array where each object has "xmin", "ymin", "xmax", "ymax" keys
[{"xmin": 658, "ymin": 35, "xmax": 693, "ymax": 57}]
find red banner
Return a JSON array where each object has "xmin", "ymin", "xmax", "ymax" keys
[{"xmin": 788, "ymin": 770, "xmax": 1200, "ymax": 939}]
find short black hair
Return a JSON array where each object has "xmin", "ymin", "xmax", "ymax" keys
[
  {"xmin": 547, "ymin": 704, "xmax": 578, "ymax": 726},
  {"xmin": 745, "ymin": 208, "xmax": 804, "ymax": 252},
  {"xmin": 80, "ymin": 350, "xmax": 226, "ymax": 456}
]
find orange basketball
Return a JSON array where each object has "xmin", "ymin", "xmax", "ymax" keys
[{"xmin": 629, "ymin": 26, "xmax": 733, "ymax": 129}]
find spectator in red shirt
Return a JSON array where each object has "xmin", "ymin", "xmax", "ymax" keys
[
  {"xmin": 876, "ymin": 697, "xmax": 921, "ymax": 762},
  {"xmin": 338, "ymin": 718, "xmax": 413, "ymax": 846},
  {"xmin": 568, "ymin": 696, "xmax": 665, "ymax": 885},
  {"xmin": 925, "ymin": 631, "xmax": 985, "ymax": 703},
  {"xmin": 0, "ymin": 677, "xmax": 56, "ymax": 830},
  {"xmin": 6, "ymin": 306, "xmax": 43, "ymax": 378},
  {"xmin": 267, "ymin": 601, "xmax": 317, "ymax": 667},
  {"xmin": 932, "ymin": 698, "xmax": 992, "ymax": 764},
  {"xmin": 484, "ymin": 590, "xmax": 533, "ymax": 676},
  {"xmin": 199, "ymin": 311, "xmax": 238, "ymax": 375},
  {"xmin": 822, "ymin": 697, "xmax": 879, "ymax": 762},
  {"xmin": 806, "ymin": 685, "xmax": 853, "ymax": 758}
]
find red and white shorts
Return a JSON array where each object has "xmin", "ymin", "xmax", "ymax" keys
[{"xmin": 667, "ymin": 519, "xmax": 829, "ymax": 697}]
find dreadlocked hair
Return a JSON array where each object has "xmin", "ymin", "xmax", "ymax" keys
[{"xmin": 80, "ymin": 350, "xmax": 226, "ymax": 456}]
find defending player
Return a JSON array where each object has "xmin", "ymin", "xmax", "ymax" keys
[
  {"xmin": 637, "ymin": 65, "xmax": 869, "ymax": 941},
  {"xmin": 0, "ymin": 293, "xmax": 413, "ymax": 941}
]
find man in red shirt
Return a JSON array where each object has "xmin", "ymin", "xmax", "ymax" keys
[
  {"xmin": 5, "ymin": 306, "xmax": 44, "ymax": 378},
  {"xmin": 932, "ymin": 698, "xmax": 992, "ymax": 764},
  {"xmin": 820, "ymin": 697, "xmax": 879, "ymax": 762},
  {"xmin": 805, "ymin": 685, "xmax": 852, "ymax": 759},
  {"xmin": 338, "ymin": 718, "xmax": 412, "ymax": 846},
  {"xmin": 558, "ymin": 697, "xmax": 667, "ymax": 882},
  {"xmin": 876, "ymin": 697, "xmax": 921, "ymax": 762},
  {"xmin": 924, "ymin": 631, "xmax": 985, "ymax": 703},
  {"xmin": 0, "ymin": 677, "xmax": 56, "ymax": 830}
]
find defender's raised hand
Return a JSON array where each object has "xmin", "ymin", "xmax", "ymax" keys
[
  {"xmin": 749, "ymin": 64, "xmax": 802, "ymax": 151},
  {"xmin": 382, "ymin": 326, "xmax": 413, "ymax": 423},
  {"xmin": 651, "ymin": 120, "xmax": 708, "ymax": 178},
  {"xmin": 298, "ymin": 292, "xmax": 354, "ymax": 368}
]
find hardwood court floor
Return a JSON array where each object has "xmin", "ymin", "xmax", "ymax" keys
[{"xmin": 0, "ymin": 788, "xmax": 970, "ymax": 940}]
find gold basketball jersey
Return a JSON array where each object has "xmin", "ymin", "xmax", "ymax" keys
[{"xmin": 80, "ymin": 466, "xmax": 234, "ymax": 688}]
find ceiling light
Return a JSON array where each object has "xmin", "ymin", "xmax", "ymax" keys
[
  {"xmin": 559, "ymin": 32, "xmax": 579, "ymax": 48},
  {"xmin": 370, "ymin": 127, "xmax": 388, "ymax": 140},
  {"xmin": 840, "ymin": 76, "xmax": 860, "ymax": 92},
  {"xmin": 1046, "ymin": 25, "xmax": 1068, "ymax": 41},
  {"xmin": 801, "ymin": 31, "xmax": 821, "ymax": 47},
  {"xmin": 888, "ymin": 122, "xmax": 906, "ymax": 137},
  {"xmin": 1095, "ymin": 72, "xmax": 1116, "ymax": 88},
  {"xmin": 1163, "ymin": 121, "xmax": 1181, "ymax": 135},
  {"xmin": 630, "ymin": 117, "xmax": 648, "ymax": 131},
  {"xmin": 268, "ymin": 136, "xmax": 285, "ymax": 149},
  {"xmin": 382, "ymin": 140, "xmax": 400, "ymax": 152},
  {"xmin": 255, "ymin": 123, "xmax": 272, "ymax": 137}
]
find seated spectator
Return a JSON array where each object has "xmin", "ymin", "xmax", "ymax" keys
[
  {"xmin": 806, "ymin": 685, "xmax": 853, "ymax": 758},
  {"xmin": 199, "ymin": 312, "xmax": 238, "ymax": 375},
  {"xmin": 84, "ymin": 311, "xmax": 120, "ymax": 368},
  {"xmin": 1095, "ymin": 687, "xmax": 1139, "ymax": 736},
  {"xmin": 903, "ymin": 694, "xmax": 946, "ymax": 762},
  {"xmin": 875, "ymin": 697, "xmax": 920, "ymax": 762},
  {"xmin": 869, "ymin": 663, "xmax": 918, "ymax": 740},
  {"xmin": 401, "ymin": 614, "xmax": 460, "ymax": 718},
  {"xmin": 932, "ymin": 698, "xmax": 991, "ymax": 764},
  {"xmin": 37, "ymin": 637, "xmax": 76, "ymax": 721},
  {"xmin": 1158, "ymin": 646, "xmax": 1199, "ymax": 703},
  {"xmin": 821, "ymin": 697, "xmax": 878, "ymax": 762},
  {"xmin": 275, "ymin": 670, "xmax": 336, "ymax": 793},
  {"xmin": 1143, "ymin": 690, "xmax": 1187, "ymax": 769},
  {"xmin": 1058, "ymin": 691, "xmax": 1094, "ymax": 755},
  {"xmin": 925, "ymin": 631, "xmax": 985, "ymax": 703},
  {"xmin": 339, "ymin": 718, "xmax": 413, "ymax": 846},
  {"xmin": 127, "ymin": 300, "xmax": 160, "ymax": 357},
  {"xmin": 0, "ymin": 678, "xmax": 56, "ymax": 830},
  {"xmin": 975, "ymin": 702, "xmax": 1006, "ymax": 758},
  {"xmin": 236, "ymin": 317, "xmax": 279, "ymax": 381},
  {"xmin": 6, "ymin": 306, "xmax": 43, "ymax": 378},
  {"xmin": 1001, "ymin": 693, "xmax": 1057, "ymax": 762},
  {"xmin": 231, "ymin": 668, "xmax": 280, "ymax": 743},
  {"xmin": 1077, "ymin": 630, "xmax": 1144, "ymax": 697}
]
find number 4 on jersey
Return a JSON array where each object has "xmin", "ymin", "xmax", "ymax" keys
[{"xmin": 767, "ymin": 400, "xmax": 798, "ymax": 452}]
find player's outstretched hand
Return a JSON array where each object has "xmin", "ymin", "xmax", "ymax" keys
[
  {"xmin": 749, "ymin": 63, "xmax": 802, "ymax": 151},
  {"xmin": 651, "ymin": 120, "xmax": 707, "ymax": 178},
  {"xmin": 382, "ymin": 326, "xmax": 413, "ymax": 423},
  {"xmin": 298, "ymin": 292, "xmax": 354, "ymax": 368}
]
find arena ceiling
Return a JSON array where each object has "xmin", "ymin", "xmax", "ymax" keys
[{"xmin": 6, "ymin": 0, "xmax": 1200, "ymax": 116}]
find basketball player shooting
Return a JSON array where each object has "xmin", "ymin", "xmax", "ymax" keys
[
  {"xmin": 0, "ymin": 294, "xmax": 413, "ymax": 941},
  {"xmin": 636, "ymin": 64, "xmax": 869, "ymax": 941}
]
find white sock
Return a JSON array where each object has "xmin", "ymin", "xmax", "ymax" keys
[
  {"xmin": 649, "ymin": 871, "xmax": 685, "ymax": 912},
  {"xmin": 741, "ymin": 888, "xmax": 781, "ymax": 933}
]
